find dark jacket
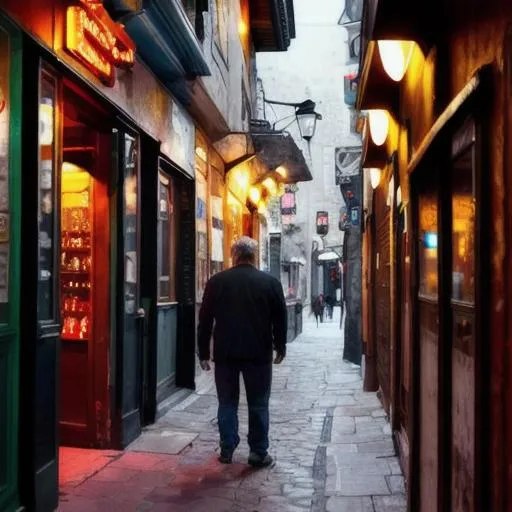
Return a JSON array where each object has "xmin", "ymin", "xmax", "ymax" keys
[{"xmin": 197, "ymin": 264, "xmax": 288, "ymax": 363}]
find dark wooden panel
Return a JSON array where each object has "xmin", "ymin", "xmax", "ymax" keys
[
  {"xmin": 59, "ymin": 342, "xmax": 88, "ymax": 429},
  {"xmin": 156, "ymin": 305, "xmax": 177, "ymax": 385},
  {"xmin": 418, "ymin": 299, "xmax": 439, "ymax": 512},
  {"xmin": 375, "ymin": 195, "xmax": 391, "ymax": 411}
]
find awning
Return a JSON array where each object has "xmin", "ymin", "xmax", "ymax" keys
[
  {"xmin": 213, "ymin": 133, "xmax": 256, "ymax": 170},
  {"xmin": 250, "ymin": 129, "xmax": 313, "ymax": 183}
]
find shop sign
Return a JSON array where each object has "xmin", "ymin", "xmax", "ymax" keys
[
  {"xmin": 335, "ymin": 146, "xmax": 361, "ymax": 185},
  {"xmin": 316, "ymin": 211, "xmax": 329, "ymax": 236},
  {"xmin": 350, "ymin": 207, "xmax": 359, "ymax": 226},
  {"xmin": 339, "ymin": 206, "xmax": 348, "ymax": 231},
  {"xmin": 66, "ymin": 1, "xmax": 136, "ymax": 87}
]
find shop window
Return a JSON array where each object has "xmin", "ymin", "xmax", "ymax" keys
[
  {"xmin": 157, "ymin": 172, "xmax": 176, "ymax": 302},
  {"xmin": 451, "ymin": 137, "xmax": 475, "ymax": 304},
  {"xmin": 196, "ymin": 151, "xmax": 208, "ymax": 301},
  {"xmin": 210, "ymin": 165, "xmax": 224, "ymax": 276},
  {"xmin": 284, "ymin": 263, "xmax": 299, "ymax": 299},
  {"xmin": 0, "ymin": 27, "xmax": 11, "ymax": 324},
  {"xmin": 38, "ymin": 72, "xmax": 58, "ymax": 321},
  {"xmin": 418, "ymin": 189, "xmax": 438, "ymax": 299}
]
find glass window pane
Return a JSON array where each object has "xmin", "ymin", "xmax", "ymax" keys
[
  {"xmin": 0, "ymin": 27, "xmax": 10, "ymax": 324},
  {"xmin": 418, "ymin": 188, "xmax": 438, "ymax": 298},
  {"xmin": 38, "ymin": 73, "xmax": 57, "ymax": 321},
  {"xmin": 451, "ymin": 148, "xmax": 475, "ymax": 303},
  {"xmin": 124, "ymin": 134, "xmax": 138, "ymax": 315},
  {"xmin": 158, "ymin": 172, "xmax": 171, "ymax": 301},
  {"xmin": 210, "ymin": 167, "xmax": 224, "ymax": 276},
  {"xmin": 196, "ymin": 170, "xmax": 208, "ymax": 301}
]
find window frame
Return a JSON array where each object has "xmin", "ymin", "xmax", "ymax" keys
[{"xmin": 157, "ymin": 169, "xmax": 176, "ymax": 303}]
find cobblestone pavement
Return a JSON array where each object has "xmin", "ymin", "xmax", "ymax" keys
[{"xmin": 59, "ymin": 309, "xmax": 406, "ymax": 511}]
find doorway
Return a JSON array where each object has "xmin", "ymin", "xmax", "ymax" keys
[{"xmin": 59, "ymin": 84, "xmax": 112, "ymax": 447}]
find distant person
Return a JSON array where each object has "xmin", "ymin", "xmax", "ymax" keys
[
  {"xmin": 197, "ymin": 237, "xmax": 287, "ymax": 468},
  {"xmin": 325, "ymin": 295, "xmax": 334, "ymax": 320},
  {"xmin": 312, "ymin": 294, "xmax": 325, "ymax": 327}
]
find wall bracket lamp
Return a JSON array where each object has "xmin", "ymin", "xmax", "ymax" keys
[{"xmin": 263, "ymin": 97, "xmax": 323, "ymax": 141}]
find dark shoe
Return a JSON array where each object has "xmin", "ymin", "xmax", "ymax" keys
[
  {"xmin": 248, "ymin": 452, "xmax": 273, "ymax": 468},
  {"xmin": 218, "ymin": 439, "xmax": 239, "ymax": 464}
]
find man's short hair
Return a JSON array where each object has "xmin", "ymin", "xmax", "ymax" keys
[{"xmin": 231, "ymin": 236, "xmax": 258, "ymax": 264}]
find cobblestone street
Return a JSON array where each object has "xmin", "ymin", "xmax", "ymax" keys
[{"xmin": 59, "ymin": 309, "xmax": 406, "ymax": 512}]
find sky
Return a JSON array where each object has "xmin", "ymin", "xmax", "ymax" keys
[{"xmin": 292, "ymin": 0, "xmax": 343, "ymax": 28}]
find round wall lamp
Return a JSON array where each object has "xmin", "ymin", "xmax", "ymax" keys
[
  {"xmin": 275, "ymin": 165, "xmax": 288, "ymax": 178},
  {"xmin": 262, "ymin": 176, "xmax": 278, "ymax": 195},
  {"xmin": 248, "ymin": 185, "xmax": 261, "ymax": 205},
  {"xmin": 368, "ymin": 109, "xmax": 389, "ymax": 146},
  {"xmin": 365, "ymin": 167, "xmax": 382, "ymax": 190},
  {"xmin": 377, "ymin": 40, "xmax": 414, "ymax": 82}
]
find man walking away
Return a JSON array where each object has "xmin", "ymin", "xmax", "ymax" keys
[{"xmin": 197, "ymin": 236, "xmax": 288, "ymax": 468}]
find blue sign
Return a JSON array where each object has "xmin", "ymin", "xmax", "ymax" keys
[
  {"xmin": 350, "ymin": 207, "xmax": 359, "ymax": 226},
  {"xmin": 423, "ymin": 232, "xmax": 438, "ymax": 249}
]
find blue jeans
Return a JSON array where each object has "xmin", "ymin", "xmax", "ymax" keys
[{"xmin": 215, "ymin": 361, "xmax": 272, "ymax": 457}]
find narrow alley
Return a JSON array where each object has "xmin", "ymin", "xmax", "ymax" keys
[{"xmin": 58, "ymin": 310, "xmax": 405, "ymax": 512}]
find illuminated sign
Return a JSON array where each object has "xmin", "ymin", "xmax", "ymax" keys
[
  {"xmin": 316, "ymin": 211, "xmax": 329, "ymax": 236},
  {"xmin": 423, "ymin": 232, "xmax": 438, "ymax": 249},
  {"xmin": 66, "ymin": 1, "xmax": 135, "ymax": 87}
]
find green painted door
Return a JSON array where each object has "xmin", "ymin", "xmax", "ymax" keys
[{"xmin": 0, "ymin": 15, "xmax": 22, "ymax": 512}]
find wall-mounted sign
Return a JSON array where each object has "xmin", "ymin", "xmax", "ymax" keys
[
  {"xmin": 335, "ymin": 146, "xmax": 361, "ymax": 185},
  {"xmin": 339, "ymin": 206, "xmax": 348, "ymax": 231},
  {"xmin": 66, "ymin": 1, "xmax": 136, "ymax": 87},
  {"xmin": 316, "ymin": 211, "xmax": 329, "ymax": 236},
  {"xmin": 350, "ymin": 207, "xmax": 359, "ymax": 226}
]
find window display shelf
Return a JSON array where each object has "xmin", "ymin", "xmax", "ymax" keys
[
  {"xmin": 61, "ymin": 247, "xmax": 91, "ymax": 253},
  {"xmin": 61, "ymin": 336, "xmax": 89, "ymax": 342}
]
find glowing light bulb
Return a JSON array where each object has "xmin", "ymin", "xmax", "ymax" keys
[
  {"xmin": 262, "ymin": 177, "xmax": 278, "ymax": 196},
  {"xmin": 367, "ymin": 168, "xmax": 381, "ymax": 190},
  {"xmin": 377, "ymin": 40, "xmax": 414, "ymax": 82},
  {"xmin": 275, "ymin": 166, "xmax": 288, "ymax": 178},
  {"xmin": 368, "ymin": 109, "xmax": 389, "ymax": 146},
  {"xmin": 249, "ymin": 186, "xmax": 261, "ymax": 205}
]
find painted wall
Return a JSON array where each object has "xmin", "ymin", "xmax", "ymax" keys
[
  {"xmin": 200, "ymin": 0, "xmax": 254, "ymax": 133},
  {"xmin": 256, "ymin": 0, "xmax": 362, "ymax": 306}
]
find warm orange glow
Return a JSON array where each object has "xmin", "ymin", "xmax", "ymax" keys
[
  {"xmin": 238, "ymin": 19, "xmax": 248, "ymax": 37},
  {"xmin": 233, "ymin": 168, "xmax": 250, "ymax": 193},
  {"xmin": 262, "ymin": 177, "xmax": 278, "ymax": 196},
  {"xmin": 377, "ymin": 40, "xmax": 414, "ymax": 82},
  {"xmin": 61, "ymin": 163, "xmax": 91, "ymax": 207},
  {"xmin": 257, "ymin": 200, "xmax": 267, "ymax": 214},
  {"xmin": 66, "ymin": 2, "xmax": 135, "ymax": 87},
  {"xmin": 275, "ymin": 166, "xmax": 288, "ymax": 178},
  {"xmin": 368, "ymin": 110, "xmax": 389, "ymax": 146},
  {"xmin": 248, "ymin": 186, "xmax": 261, "ymax": 205}
]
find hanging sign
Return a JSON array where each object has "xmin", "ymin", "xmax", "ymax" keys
[
  {"xmin": 316, "ymin": 211, "xmax": 329, "ymax": 236},
  {"xmin": 66, "ymin": 0, "xmax": 136, "ymax": 87}
]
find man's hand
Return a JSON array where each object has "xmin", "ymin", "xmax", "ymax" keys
[
  {"xmin": 274, "ymin": 351, "xmax": 285, "ymax": 365},
  {"xmin": 200, "ymin": 360, "xmax": 211, "ymax": 371}
]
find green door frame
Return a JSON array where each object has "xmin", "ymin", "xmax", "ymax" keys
[{"xmin": 0, "ymin": 15, "xmax": 22, "ymax": 512}]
